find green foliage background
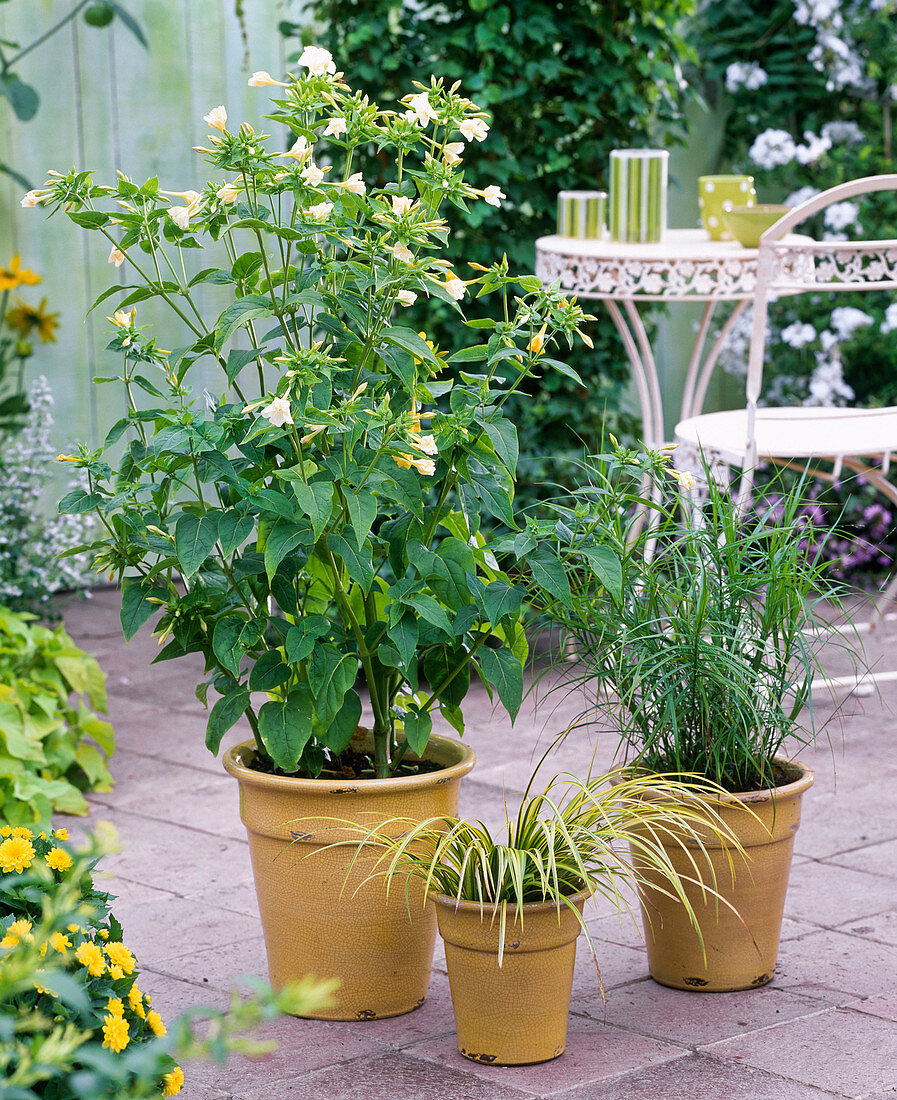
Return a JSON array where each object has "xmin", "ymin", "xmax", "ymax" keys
[{"xmin": 289, "ymin": 0, "xmax": 696, "ymax": 509}]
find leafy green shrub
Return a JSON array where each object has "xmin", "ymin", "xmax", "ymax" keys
[
  {"xmin": 290, "ymin": 0, "xmax": 696, "ymax": 507},
  {"xmin": 0, "ymin": 608, "xmax": 114, "ymax": 825}
]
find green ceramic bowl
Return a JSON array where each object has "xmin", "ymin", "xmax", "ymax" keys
[{"xmin": 722, "ymin": 204, "xmax": 792, "ymax": 248}]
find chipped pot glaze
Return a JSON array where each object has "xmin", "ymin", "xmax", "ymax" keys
[
  {"xmin": 223, "ymin": 730, "xmax": 475, "ymax": 1020},
  {"xmin": 434, "ymin": 890, "xmax": 589, "ymax": 1065},
  {"xmin": 635, "ymin": 758, "xmax": 814, "ymax": 992}
]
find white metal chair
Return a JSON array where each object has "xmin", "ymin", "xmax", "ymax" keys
[{"xmin": 674, "ymin": 174, "xmax": 897, "ymax": 691}]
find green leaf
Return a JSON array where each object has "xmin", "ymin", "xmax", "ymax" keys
[
  {"xmin": 84, "ymin": 3, "xmax": 115, "ymax": 27},
  {"xmin": 293, "ymin": 480, "xmax": 333, "ymax": 542},
  {"xmin": 381, "ymin": 326, "xmax": 443, "ymax": 369},
  {"xmin": 319, "ymin": 690, "xmax": 361, "ymax": 754},
  {"xmin": 249, "ymin": 651, "xmax": 291, "ymax": 691},
  {"xmin": 175, "ymin": 513, "xmax": 220, "ymax": 577},
  {"xmin": 66, "ymin": 210, "xmax": 111, "ymax": 230},
  {"xmin": 402, "ymin": 709, "xmax": 432, "ymax": 756},
  {"xmin": 461, "ymin": 455, "xmax": 516, "ymax": 528},
  {"xmin": 218, "ymin": 513, "xmax": 254, "ymax": 557},
  {"xmin": 483, "ymin": 419, "xmax": 519, "ymax": 476},
  {"xmin": 264, "ymin": 519, "xmax": 311, "ymax": 580},
  {"xmin": 106, "ymin": 0, "xmax": 149, "ymax": 46},
  {"xmin": 478, "ymin": 645, "xmax": 524, "ymax": 721},
  {"xmin": 308, "ymin": 646, "xmax": 357, "ymax": 728},
  {"xmin": 387, "ymin": 612, "xmax": 418, "ymax": 667},
  {"xmin": 214, "ymin": 295, "xmax": 273, "ymax": 350},
  {"xmin": 526, "ymin": 547, "xmax": 571, "ymax": 604},
  {"xmin": 540, "ymin": 356, "xmax": 584, "ymax": 386},
  {"xmin": 0, "ymin": 74, "xmax": 39, "ymax": 121},
  {"xmin": 326, "ymin": 531, "xmax": 374, "ymax": 593},
  {"xmin": 422, "ymin": 646, "xmax": 470, "ymax": 708},
  {"xmin": 206, "ymin": 688, "xmax": 250, "ymax": 754},
  {"xmin": 212, "ymin": 616, "xmax": 265, "ymax": 677},
  {"xmin": 119, "ymin": 579, "xmax": 165, "ymax": 641},
  {"xmin": 58, "ymin": 489, "xmax": 102, "ymax": 515},
  {"xmin": 481, "ymin": 580, "xmax": 523, "ymax": 626},
  {"xmin": 226, "ymin": 347, "xmax": 261, "ymax": 383},
  {"xmin": 344, "ymin": 490, "xmax": 377, "ymax": 546},
  {"xmin": 406, "ymin": 593, "xmax": 453, "ymax": 637},
  {"xmin": 258, "ymin": 690, "xmax": 313, "ymax": 771},
  {"xmin": 576, "ymin": 544, "xmax": 623, "ymax": 602}
]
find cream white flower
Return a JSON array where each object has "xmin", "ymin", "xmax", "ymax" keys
[
  {"xmin": 411, "ymin": 457, "xmax": 436, "ymax": 476},
  {"xmin": 163, "ymin": 189, "xmax": 202, "ymax": 229},
  {"xmin": 405, "ymin": 91, "xmax": 437, "ymax": 126},
  {"xmin": 459, "ymin": 117, "xmax": 489, "ymax": 142},
  {"xmin": 301, "ymin": 162, "xmax": 326, "ymax": 187},
  {"xmin": 412, "ymin": 434, "xmax": 438, "ymax": 456},
  {"xmin": 396, "ymin": 289, "xmax": 418, "ymax": 307},
  {"xmin": 391, "ymin": 241, "xmax": 414, "ymax": 263},
  {"xmin": 391, "ymin": 195, "xmax": 415, "ymax": 215},
  {"xmin": 323, "ymin": 116, "xmax": 347, "ymax": 138},
  {"xmin": 442, "ymin": 142, "xmax": 464, "ymax": 166},
  {"xmin": 109, "ymin": 308, "xmax": 136, "ymax": 328},
  {"xmin": 248, "ymin": 71, "xmax": 287, "ymax": 87},
  {"xmin": 168, "ymin": 206, "xmax": 192, "ymax": 230},
  {"xmin": 261, "ymin": 396, "xmax": 293, "ymax": 427},
  {"xmin": 298, "ymin": 46, "xmax": 336, "ymax": 76},
  {"xmin": 108, "ymin": 247, "xmax": 126, "ymax": 267},
  {"xmin": 306, "ymin": 201, "xmax": 334, "ymax": 220},
  {"xmin": 482, "ymin": 185, "xmax": 505, "ymax": 208},
  {"xmin": 20, "ymin": 191, "xmax": 41, "ymax": 208},
  {"xmin": 216, "ymin": 181, "xmax": 240, "ymax": 204},
  {"xmin": 280, "ymin": 136, "xmax": 312, "ymax": 162},
  {"xmin": 668, "ymin": 468, "xmax": 697, "ymax": 491},
  {"xmin": 340, "ymin": 172, "xmax": 366, "ymax": 196},
  {"xmin": 444, "ymin": 275, "xmax": 467, "ymax": 300},
  {"xmin": 202, "ymin": 105, "xmax": 228, "ymax": 132}
]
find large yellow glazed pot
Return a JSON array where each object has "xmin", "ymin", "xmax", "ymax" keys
[
  {"xmin": 223, "ymin": 731, "xmax": 475, "ymax": 1020},
  {"xmin": 434, "ymin": 890, "xmax": 589, "ymax": 1065},
  {"xmin": 635, "ymin": 758, "xmax": 814, "ymax": 992}
]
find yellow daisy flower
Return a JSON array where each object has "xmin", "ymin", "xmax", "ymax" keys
[
  {"xmin": 102, "ymin": 1012, "xmax": 129, "ymax": 1052},
  {"xmin": 1, "ymin": 919, "xmax": 33, "ymax": 948},
  {"xmin": 5, "ymin": 297, "xmax": 60, "ymax": 343},
  {"xmin": 105, "ymin": 997, "xmax": 124, "ymax": 1016},
  {"xmin": 162, "ymin": 1066, "xmax": 185, "ymax": 1097},
  {"xmin": 108, "ymin": 964, "xmax": 124, "ymax": 980},
  {"xmin": 127, "ymin": 983, "xmax": 146, "ymax": 1018},
  {"xmin": 104, "ymin": 941, "xmax": 136, "ymax": 975},
  {"xmin": 0, "ymin": 836, "xmax": 35, "ymax": 873},
  {"xmin": 54, "ymin": 828, "xmax": 69, "ymax": 841},
  {"xmin": 98, "ymin": 928, "xmax": 110, "ymax": 940},
  {"xmin": 10, "ymin": 827, "xmax": 33, "ymax": 839},
  {"xmin": 75, "ymin": 941, "xmax": 106, "ymax": 977},
  {"xmin": 48, "ymin": 932, "xmax": 70, "ymax": 955},
  {"xmin": 45, "ymin": 848, "xmax": 73, "ymax": 873},
  {"xmin": 0, "ymin": 255, "xmax": 40, "ymax": 290},
  {"xmin": 146, "ymin": 1009, "xmax": 167, "ymax": 1037}
]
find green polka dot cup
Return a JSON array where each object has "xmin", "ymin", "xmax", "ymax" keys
[{"xmin": 699, "ymin": 175, "xmax": 757, "ymax": 241}]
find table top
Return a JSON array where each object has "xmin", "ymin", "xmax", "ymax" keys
[{"xmin": 535, "ymin": 227, "xmax": 810, "ymax": 302}]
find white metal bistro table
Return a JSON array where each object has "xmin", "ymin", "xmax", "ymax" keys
[{"xmin": 534, "ymin": 228, "xmax": 808, "ymax": 447}]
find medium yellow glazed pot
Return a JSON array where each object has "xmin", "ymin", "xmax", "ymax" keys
[
  {"xmin": 223, "ymin": 730, "xmax": 475, "ymax": 1020},
  {"xmin": 434, "ymin": 890, "xmax": 588, "ymax": 1065},
  {"xmin": 634, "ymin": 759, "xmax": 813, "ymax": 992}
]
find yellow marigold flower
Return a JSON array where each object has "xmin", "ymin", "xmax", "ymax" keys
[
  {"xmin": 1, "ymin": 919, "xmax": 33, "ymax": 947},
  {"xmin": 0, "ymin": 826, "xmax": 10, "ymax": 837},
  {"xmin": 49, "ymin": 932, "xmax": 70, "ymax": 955},
  {"xmin": 0, "ymin": 836, "xmax": 35, "ymax": 873},
  {"xmin": 0, "ymin": 255, "xmax": 41, "ymax": 290},
  {"xmin": 39, "ymin": 832, "xmax": 47, "ymax": 840},
  {"xmin": 104, "ymin": 942, "xmax": 136, "ymax": 975},
  {"xmin": 98, "ymin": 928, "xmax": 110, "ymax": 940},
  {"xmin": 67, "ymin": 924, "xmax": 80, "ymax": 934},
  {"xmin": 102, "ymin": 1012, "xmax": 129, "ymax": 1052},
  {"xmin": 53, "ymin": 828, "xmax": 69, "ymax": 841},
  {"xmin": 162, "ymin": 1067, "xmax": 185, "ymax": 1097},
  {"xmin": 45, "ymin": 848, "xmax": 73, "ymax": 873},
  {"xmin": 108, "ymin": 964, "xmax": 124, "ymax": 980},
  {"xmin": 106, "ymin": 997, "xmax": 124, "ymax": 1016},
  {"xmin": 10, "ymin": 827, "xmax": 33, "ymax": 839},
  {"xmin": 128, "ymin": 983, "xmax": 146, "ymax": 1018},
  {"xmin": 146, "ymin": 1009, "xmax": 167, "ymax": 1037},
  {"xmin": 75, "ymin": 941, "xmax": 106, "ymax": 977}
]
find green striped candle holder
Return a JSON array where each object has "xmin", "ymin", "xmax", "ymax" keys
[
  {"xmin": 609, "ymin": 149, "xmax": 669, "ymax": 244},
  {"xmin": 557, "ymin": 190, "xmax": 607, "ymax": 239}
]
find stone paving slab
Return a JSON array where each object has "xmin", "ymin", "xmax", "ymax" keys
[{"xmin": 52, "ymin": 587, "xmax": 897, "ymax": 1098}]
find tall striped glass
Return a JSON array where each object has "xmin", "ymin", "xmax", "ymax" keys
[{"xmin": 608, "ymin": 149, "xmax": 669, "ymax": 244}]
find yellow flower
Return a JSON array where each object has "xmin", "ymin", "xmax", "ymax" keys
[
  {"xmin": 162, "ymin": 1067, "xmax": 185, "ymax": 1097},
  {"xmin": 146, "ymin": 1009, "xmax": 167, "ymax": 1037},
  {"xmin": 54, "ymin": 829, "xmax": 69, "ymax": 841},
  {"xmin": 108, "ymin": 246, "xmax": 126, "ymax": 267},
  {"xmin": 108, "ymin": 964, "xmax": 124, "ymax": 980},
  {"xmin": 106, "ymin": 997, "xmax": 124, "ymax": 1016},
  {"xmin": 104, "ymin": 941, "xmax": 136, "ymax": 974},
  {"xmin": 527, "ymin": 323, "xmax": 548, "ymax": 357},
  {"xmin": 10, "ymin": 827, "xmax": 33, "ymax": 839},
  {"xmin": 108, "ymin": 308, "xmax": 136, "ymax": 329},
  {"xmin": 1, "ymin": 919, "xmax": 33, "ymax": 948},
  {"xmin": 0, "ymin": 255, "xmax": 41, "ymax": 290},
  {"xmin": 45, "ymin": 847, "xmax": 73, "ymax": 873},
  {"xmin": 0, "ymin": 827, "xmax": 9, "ymax": 837},
  {"xmin": 0, "ymin": 836, "xmax": 35, "ymax": 873},
  {"xmin": 98, "ymin": 928, "xmax": 109, "ymax": 940},
  {"xmin": 668, "ymin": 468, "xmax": 697, "ymax": 492},
  {"xmin": 49, "ymin": 932, "xmax": 70, "ymax": 955},
  {"xmin": 67, "ymin": 924, "xmax": 81, "ymax": 934},
  {"xmin": 102, "ymin": 1012, "xmax": 129, "ymax": 1052},
  {"xmin": 75, "ymin": 941, "xmax": 106, "ymax": 977},
  {"xmin": 128, "ymin": 983, "xmax": 146, "ymax": 1018},
  {"xmin": 5, "ymin": 297, "xmax": 59, "ymax": 343}
]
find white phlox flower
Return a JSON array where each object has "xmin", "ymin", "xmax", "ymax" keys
[
  {"xmin": 748, "ymin": 128, "xmax": 797, "ymax": 169},
  {"xmin": 781, "ymin": 321, "xmax": 817, "ymax": 349},
  {"xmin": 459, "ymin": 117, "xmax": 488, "ymax": 142},
  {"xmin": 405, "ymin": 91, "xmax": 438, "ymax": 126},
  {"xmin": 323, "ymin": 116, "xmax": 347, "ymax": 138},
  {"xmin": 261, "ymin": 396, "xmax": 293, "ymax": 427},
  {"xmin": 202, "ymin": 105, "xmax": 227, "ymax": 132},
  {"xmin": 482, "ymin": 185, "xmax": 505, "ymax": 208},
  {"xmin": 298, "ymin": 46, "xmax": 336, "ymax": 76}
]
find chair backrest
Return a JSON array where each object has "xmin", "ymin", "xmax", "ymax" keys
[{"xmin": 744, "ymin": 174, "xmax": 897, "ymax": 469}]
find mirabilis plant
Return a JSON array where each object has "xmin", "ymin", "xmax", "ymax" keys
[{"xmin": 30, "ymin": 52, "xmax": 596, "ymax": 779}]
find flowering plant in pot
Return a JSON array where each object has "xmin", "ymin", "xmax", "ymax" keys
[
  {"xmin": 32, "ymin": 50, "xmax": 593, "ymax": 1017},
  {"xmin": 532, "ymin": 444, "xmax": 859, "ymax": 991},
  {"xmin": 350, "ymin": 767, "xmax": 740, "ymax": 1065}
]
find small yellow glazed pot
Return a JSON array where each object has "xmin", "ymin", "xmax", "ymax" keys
[
  {"xmin": 698, "ymin": 175, "xmax": 757, "ymax": 240},
  {"xmin": 633, "ymin": 758, "xmax": 813, "ymax": 992},
  {"xmin": 434, "ymin": 890, "xmax": 588, "ymax": 1065},
  {"xmin": 223, "ymin": 730, "xmax": 475, "ymax": 1020}
]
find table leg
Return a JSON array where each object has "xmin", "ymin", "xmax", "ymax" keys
[
  {"xmin": 681, "ymin": 298, "xmax": 752, "ymax": 421},
  {"xmin": 604, "ymin": 300, "xmax": 663, "ymax": 447}
]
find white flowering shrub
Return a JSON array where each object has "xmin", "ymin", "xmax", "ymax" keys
[{"xmin": 0, "ymin": 378, "xmax": 96, "ymax": 614}]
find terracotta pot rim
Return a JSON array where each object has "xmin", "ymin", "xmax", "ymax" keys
[
  {"xmin": 619, "ymin": 756, "xmax": 814, "ymax": 807},
  {"xmin": 222, "ymin": 732, "xmax": 475, "ymax": 795},
  {"xmin": 431, "ymin": 888, "xmax": 591, "ymax": 918}
]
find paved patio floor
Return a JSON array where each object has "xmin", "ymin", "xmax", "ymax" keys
[{"xmin": 60, "ymin": 587, "xmax": 897, "ymax": 1099}]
